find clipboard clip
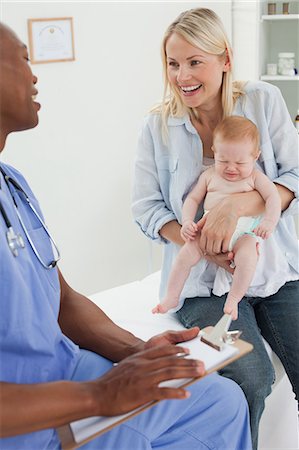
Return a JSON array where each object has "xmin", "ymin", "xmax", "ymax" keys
[{"xmin": 200, "ymin": 314, "xmax": 242, "ymax": 351}]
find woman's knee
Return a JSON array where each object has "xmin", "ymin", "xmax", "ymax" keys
[{"xmin": 221, "ymin": 358, "xmax": 275, "ymax": 401}]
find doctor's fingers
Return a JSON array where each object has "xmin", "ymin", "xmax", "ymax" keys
[
  {"xmin": 143, "ymin": 363, "xmax": 205, "ymax": 386},
  {"xmin": 139, "ymin": 355, "xmax": 204, "ymax": 373},
  {"xmin": 127, "ymin": 344, "xmax": 190, "ymax": 361},
  {"xmin": 118, "ymin": 349, "xmax": 204, "ymax": 381}
]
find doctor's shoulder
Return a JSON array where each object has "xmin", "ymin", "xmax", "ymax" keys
[
  {"xmin": 0, "ymin": 163, "xmax": 40, "ymax": 207},
  {"xmin": 0, "ymin": 163, "xmax": 32, "ymax": 192}
]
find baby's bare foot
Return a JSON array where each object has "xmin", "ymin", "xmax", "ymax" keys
[
  {"xmin": 152, "ymin": 304, "xmax": 168, "ymax": 314},
  {"xmin": 152, "ymin": 298, "xmax": 179, "ymax": 314},
  {"xmin": 224, "ymin": 298, "xmax": 239, "ymax": 320}
]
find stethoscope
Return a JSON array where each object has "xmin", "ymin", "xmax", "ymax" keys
[{"xmin": 0, "ymin": 166, "xmax": 60, "ymax": 269}]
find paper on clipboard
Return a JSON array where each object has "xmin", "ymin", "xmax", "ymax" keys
[{"xmin": 69, "ymin": 335, "xmax": 239, "ymax": 444}]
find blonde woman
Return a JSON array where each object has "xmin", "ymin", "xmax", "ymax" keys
[{"xmin": 132, "ymin": 8, "xmax": 299, "ymax": 450}]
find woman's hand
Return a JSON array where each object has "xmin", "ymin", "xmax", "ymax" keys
[
  {"xmin": 196, "ymin": 200, "xmax": 238, "ymax": 255},
  {"xmin": 204, "ymin": 252, "xmax": 235, "ymax": 274}
]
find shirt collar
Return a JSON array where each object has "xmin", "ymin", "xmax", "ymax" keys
[{"xmin": 167, "ymin": 115, "xmax": 198, "ymax": 135}]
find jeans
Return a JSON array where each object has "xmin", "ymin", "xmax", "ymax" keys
[
  {"xmin": 61, "ymin": 349, "xmax": 252, "ymax": 450},
  {"xmin": 177, "ymin": 280, "xmax": 299, "ymax": 450}
]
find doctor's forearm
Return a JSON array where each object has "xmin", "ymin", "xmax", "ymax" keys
[{"xmin": 0, "ymin": 381, "xmax": 96, "ymax": 437}]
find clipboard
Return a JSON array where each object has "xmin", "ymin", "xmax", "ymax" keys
[{"xmin": 57, "ymin": 322, "xmax": 253, "ymax": 450}]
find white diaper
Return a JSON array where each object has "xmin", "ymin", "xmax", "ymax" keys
[{"xmin": 228, "ymin": 215, "xmax": 262, "ymax": 251}]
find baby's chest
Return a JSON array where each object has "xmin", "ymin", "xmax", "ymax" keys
[{"xmin": 208, "ymin": 177, "xmax": 255, "ymax": 194}]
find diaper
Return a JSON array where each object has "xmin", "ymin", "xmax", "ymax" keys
[{"xmin": 228, "ymin": 215, "xmax": 262, "ymax": 251}]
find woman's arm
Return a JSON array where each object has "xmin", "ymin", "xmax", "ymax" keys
[
  {"xmin": 159, "ymin": 219, "xmax": 234, "ymax": 273},
  {"xmin": 275, "ymin": 183, "xmax": 295, "ymax": 211},
  {"xmin": 159, "ymin": 220, "xmax": 185, "ymax": 246},
  {"xmin": 196, "ymin": 183, "xmax": 294, "ymax": 255},
  {"xmin": 132, "ymin": 117, "xmax": 177, "ymax": 244}
]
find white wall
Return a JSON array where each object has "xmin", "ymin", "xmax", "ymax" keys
[{"xmin": 0, "ymin": 1, "xmax": 232, "ymax": 295}]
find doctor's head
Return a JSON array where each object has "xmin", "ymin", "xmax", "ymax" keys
[{"xmin": 0, "ymin": 23, "xmax": 40, "ymax": 151}]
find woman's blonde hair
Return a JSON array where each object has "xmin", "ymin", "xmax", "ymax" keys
[{"xmin": 152, "ymin": 8, "xmax": 245, "ymax": 136}]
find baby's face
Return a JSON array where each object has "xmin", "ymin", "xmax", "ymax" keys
[{"xmin": 213, "ymin": 138, "xmax": 258, "ymax": 182}]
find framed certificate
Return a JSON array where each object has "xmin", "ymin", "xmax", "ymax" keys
[{"xmin": 27, "ymin": 17, "xmax": 75, "ymax": 64}]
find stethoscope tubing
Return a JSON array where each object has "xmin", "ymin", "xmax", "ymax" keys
[{"xmin": 0, "ymin": 166, "xmax": 60, "ymax": 269}]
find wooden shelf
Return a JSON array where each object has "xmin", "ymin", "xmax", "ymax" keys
[
  {"xmin": 261, "ymin": 75, "xmax": 299, "ymax": 81},
  {"xmin": 262, "ymin": 14, "xmax": 299, "ymax": 21}
]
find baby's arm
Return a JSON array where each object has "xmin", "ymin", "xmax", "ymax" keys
[
  {"xmin": 181, "ymin": 171, "xmax": 209, "ymax": 241},
  {"xmin": 252, "ymin": 170, "xmax": 281, "ymax": 239}
]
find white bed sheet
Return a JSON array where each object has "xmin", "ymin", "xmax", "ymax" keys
[{"xmin": 90, "ymin": 271, "xmax": 183, "ymax": 340}]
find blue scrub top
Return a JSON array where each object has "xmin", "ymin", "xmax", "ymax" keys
[{"xmin": 0, "ymin": 163, "xmax": 80, "ymax": 449}]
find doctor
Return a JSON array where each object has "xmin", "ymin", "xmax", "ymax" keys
[{"xmin": 0, "ymin": 23, "xmax": 252, "ymax": 450}]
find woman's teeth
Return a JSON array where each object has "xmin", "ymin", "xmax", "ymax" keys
[{"xmin": 180, "ymin": 84, "xmax": 202, "ymax": 93}]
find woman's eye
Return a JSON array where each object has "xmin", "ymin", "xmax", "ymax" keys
[
  {"xmin": 168, "ymin": 61, "xmax": 179, "ymax": 68},
  {"xmin": 191, "ymin": 60, "xmax": 201, "ymax": 66}
]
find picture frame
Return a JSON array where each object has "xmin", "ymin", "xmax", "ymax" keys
[{"xmin": 27, "ymin": 17, "xmax": 75, "ymax": 64}]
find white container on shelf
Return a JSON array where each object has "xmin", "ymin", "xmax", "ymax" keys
[
  {"xmin": 278, "ymin": 52, "xmax": 295, "ymax": 75},
  {"xmin": 267, "ymin": 63, "xmax": 278, "ymax": 75}
]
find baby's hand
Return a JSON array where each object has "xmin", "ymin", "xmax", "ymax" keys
[
  {"xmin": 253, "ymin": 219, "xmax": 276, "ymax": 240},
  {"xmin": 181, "ymin": 220, "xmax": 198, "ymax": 242}
]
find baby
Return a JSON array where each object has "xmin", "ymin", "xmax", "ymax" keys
[{"xmin": 152, "ymin": 116, "xmax": 281, "ymax": 319}]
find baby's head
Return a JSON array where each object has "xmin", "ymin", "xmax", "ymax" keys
[{"xmin": 212, "ymin": 116, "xmax": 260, "ymax": 181}]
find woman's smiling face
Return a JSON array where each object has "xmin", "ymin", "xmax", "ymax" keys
[{"xmin": 165, "ymin": 33, "xmax": 230, "ymax": 111}]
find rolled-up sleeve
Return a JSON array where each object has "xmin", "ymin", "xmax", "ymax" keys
[
  {"xmin": 132, "ymin": 117, "xmax": 176, "ymax": 244},
  {"xmin": 267, "ymin": 86, "xmax": 299, "ymax": 217}
]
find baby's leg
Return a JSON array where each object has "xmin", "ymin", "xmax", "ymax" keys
[
  {"xmin": 224, "ymin": 235, "xmax": 258, "ymax": 320},
  {"xmin": 152, "ymin": 241, "xmax": 203, "ymax": 314}
]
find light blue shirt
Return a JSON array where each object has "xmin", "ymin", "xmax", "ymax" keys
[
  {"xmin": 132, "ymin": 81, "xmax": 299, "ymax": 304},
  {"xmin": 0, "ymin": 163, "xmax": 80, "ymax": 449}
]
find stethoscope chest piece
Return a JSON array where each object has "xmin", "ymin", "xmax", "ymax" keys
[{"xmin": 6, "ymin": 226, "xmax": 25, "ymax": 257}]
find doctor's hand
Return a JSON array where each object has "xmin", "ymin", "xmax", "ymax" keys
[
  {"xmin": 196, "ymin": 200, "xmax": 238, "ymax": 255},
  {"xmin": 87, "ymin": 344, "xmax": 205, "ymax": 416}
]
